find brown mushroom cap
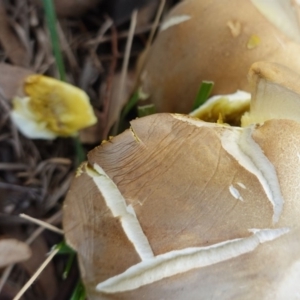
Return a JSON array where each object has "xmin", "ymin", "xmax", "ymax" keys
[
  {"xmin": 0, "ymin": 63, "xmax": 33, "ymax": 99},
  {"xmin": 139, "ymin": 0, "xmax": 300, "ymax": 113},
  {"xmin": 63, "ymin": 113, "xmax": 300, "ymax": 299}
]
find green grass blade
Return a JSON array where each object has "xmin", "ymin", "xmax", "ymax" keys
[
  {"xmin": 74, "ymin": 137, "xmax": 86, "ymax": 165},
  {"xmin": 192, "ymin": 81, "xmax": 214, "ymax": 110},
  {"xmin": 55, "ymin": 241, "xmax": 77, "ymax": 281},
  {"xmin": 42, "ymin": 0, "xmax": 66, "ymax": 81},
  {"xmin": 62, "ymin": 252, "xmax": 76, "ymax": 279},
  {"xmin": 70, "ymin": 280, "xmax": 86, "ymax": 300},
  {"xmin": 120, "ymin": 91, "xmax": 140, "ymax": 120},
  {"xmin": 55, "ymin": 241, "xmax": 75, "ymax": 255},
  {"xmin": 137, "ymin": 104, "xmax": 156, "ymax": 117}
]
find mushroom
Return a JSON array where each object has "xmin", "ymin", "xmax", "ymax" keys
[
  {"xmin": 139, "ymin": 0, "xmax": 300, "ymax": 113},
  {"xmin": 10, "ymin": 74, "xmax": 97, "ymax": 139},
  {"xmin": 242, "ymin": 61, "xmax": 300, "ymax": 126},
  {"xmin": 63, "ymin": 61, "xmax": 300, "ymax": 299}
]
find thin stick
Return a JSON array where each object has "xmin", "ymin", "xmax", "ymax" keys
[
  {"xmin": 136, "ymin": 0, "xmax": 166, "ymax": 80},
  {"xmin": 20, "ymin": 213, "xmax": 64, "ymax": 235},
  {"xmin": 0, "ymin": 265, "xmax": 13, "ymax": 293},
  {"xmin": 112, "ymin": 9, "xmax": 138, "ymax": 135},
  {"xmin": 146, "ymin": 0, "xmax": 166, "ymax": 50},
  {"xmin": 13, "ymin": 248, "xmax": 59, "ymax": 300},
  {"xmin": 25, "ymin": 210, "xmax": 62, "ymax": 245},
  {"xmin": 102, "ymin": 24, "xmax": 119, "ymax": 139}
]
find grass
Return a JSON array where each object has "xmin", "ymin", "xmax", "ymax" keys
[
  {"xmin": 42, "ymin": 0, "xmax": 66, "ymax": 81},
  {"xmin": 192, "ymin": 81, "xmax": 214, "ymax": 110}
]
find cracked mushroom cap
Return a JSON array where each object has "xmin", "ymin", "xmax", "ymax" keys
[
  {"xmin": 63, "ymin": 112, "xmax": 300, "ymax": 299},
  {"xmin": 139, "ymin": 0, "xmax": 300, "ymax": 113}
]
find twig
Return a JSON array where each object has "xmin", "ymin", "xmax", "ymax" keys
[
  {"xmin": 19, "ymin": 213, "xmax": 64, "ymax": 235},
  {"xmin": 102, "ymin": 24, "xmax": 119, "ymax": 139},
  {"xmin": 57, "ymin": 22, "xmax": 79, "ymax": 72},
  {"xmin": 146, "ymin": 0, "xmax": 166, "ymax": 50},
  {"xmin": 0, "ymin": 163, "xmax": 27, "ymax": 170},
  {"xmin": 0, "ymin": 265, "xmax": 13, "ymax": 293},
  {"xmin": 112, "ymin": 9, "xmax": 138, "ymax": 135},
  {"xmin": 85, "ymin": 23, "xmax": 155, "ymax": 46},
  {"xmin": 136, "ymin": 0, "xmax": 166, "ymax": 80},
  {"xmin": 26, "ymin": 210, "xmax": 62, "ymax": 245},
  {"xmin": 13, "ymin": 248, "xmax": 59, "ymax": 300},
  {"xmin": 89, "ymin": 17, "xmax": 113, "ymax": 71}
]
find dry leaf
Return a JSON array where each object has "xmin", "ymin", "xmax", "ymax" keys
[
  {"xmin": 55, "ymin": 0, "xmax": 102, "ymax": 17},
  {"xmin": 79, "ymin": 72, "xmax": 135, "ymax": 143},
  {"xmin": 0, "ymin": 63, "xmax": 33, "ymax": 100},
  {"xmin": 0, "ymin": 237, "xmax": 31, "ymax": 267},
  {"xmin": 103, "ymin": 71, "xmax": 135, "ymax": 137},
  {"xmin": 20, "ymin": 235, "xmax": 58, "ymax": 300},
  {"xmin": 136, "ymin": 0, "xmax": 160, "ymax": 27},
  {"xmin": 0, "ymin": 2, "xmax": 29, "ymax": 67}
]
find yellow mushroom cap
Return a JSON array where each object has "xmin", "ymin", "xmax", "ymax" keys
[{"xmin": 11, "ymin": 75, "xmax": 97, "ymax": 139}]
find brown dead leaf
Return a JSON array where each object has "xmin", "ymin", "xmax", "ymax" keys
[
  {"xmin": 21, "ymin": 235, "xmax": 58, "ymax": 300},
  {"xmin": 55, "ymin": 0, "xmax": 102, "ymax": 17},
  {"xmin": 0, "ymin": 237, "xmax": 31, "ymax": 268},
  {"xmin": 79, "ymin": 109, "xmax": 103, "ymax": 144},
  {"xmin": 79, "ymin": 72, "xmax": 135, "ymax": 143},
  {"xmin": 0, "ymin": 63, "xmax": 33, "ymax": 100},
  {"xmin": 0, "ymin": 2, "xmax": 29, "ymax": 67},
  {"xmin": 136, "ymin": 0, "xmax": 160, "ymax": 27},
  {"xmin": 104, "ymin": 71, "xmax": 135, "ymax": 137}
]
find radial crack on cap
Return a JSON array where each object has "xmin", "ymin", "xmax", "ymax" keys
[
  {"xmin": 86, "ymin": 163, "xmax": 154, "ymax": 261},
  {"xmin": 221, "ymin": 126, "xmax": 284, "ymax": 223},
  {"xmin": 130, "ymin": 126, "xmax": 141, "ymax": 143},
  {"xmin": 96, "ymin": 228, "xmax": 289, "ymax": 293}
]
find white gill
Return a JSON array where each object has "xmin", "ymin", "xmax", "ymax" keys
[
  {"xmin": 221, "ymin": 126, "xmax": 284, "ymax": 223},
  {"xmin": 96, "ymin": 228, "xmax": 289, "ymax": 293},
  {"xmin": 86, "ymin": 163, "xmax": 154, "ymax": 261}
]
